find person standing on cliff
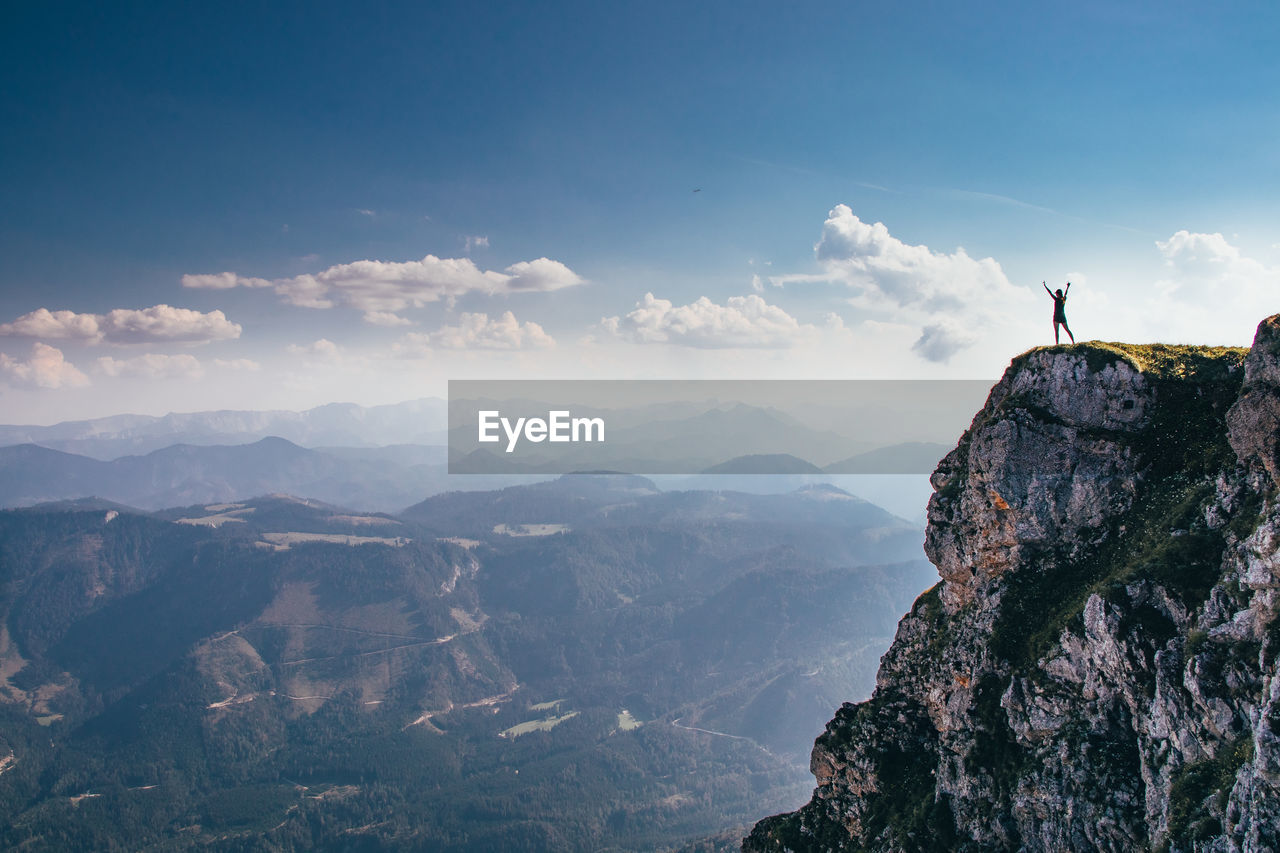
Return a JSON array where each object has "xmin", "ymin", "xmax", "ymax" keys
[{"xmin": 1044, "ymin": 281, "xmax": 1075, "ymax": 344}]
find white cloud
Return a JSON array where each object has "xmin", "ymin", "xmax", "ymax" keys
[
  {"xmin": 363, "ymin": 311, "xmax": 414, "ymax": 327},
  {"xmin": 432, "ymin": 311, "xmax": 555, "ymax": 349},
  {"xmin": 181, "ymin": 272, "xmax": 272, "ymax": 290},
  {"xmin": 758, "ymin": 205, "xmax": 1034, "ymax": 363},
  {"xmin": 0, "ymin": 308, "xmax": 101, "ymax": 341},
  {"xmin": 1155, "ymin": 230, "xmax": 1274, "ymax": 302},
  {"xmin": 0, "ymin": 305, "xmax": 242, "ymax": 345},
  {"xmin": 602, "ymin": 293, "xmax": 823, "ymax": 349},
  {"xmin": 275, "ymin": 275, "xmax": 334, "ymax": 309},
  {"xmin": 912, "ymin": 321, "xmax": 979, "ymax": 363},
  {"xmin": 392, "ymin": 332, "xmax": 433, "ymax": 358},
  {"xmin": 0, "ymin": 343, "xmax": 89, "ymax": 389},
  {"xmin": 213, "ymin": 358, "xmax": 262, "ymax": 371},
  {"xmin": 101, "ymin": 306, "xmax": 242, "ymax": 344},
  {"xmin": 820, "ymin": 312, "xmax": 848, "ymax": 332},
  {"xmin": 1148, "ymin": 230, "xmax": 1280, "ymax": 343},
  {"xmin": 464, "ymin": 235, "xmax": 490, "ymax": 253},
  {"xmin": 812, "ymin": 204, "xmax": 1021, "ymax": 314},
  {"xmin": 501, "ymin": 258, "xmax": 582, "ymax": 292},
  {"xmin": 393, "ymin": 312, "xmax": 555, "ymax": 354},
  {"xmin": 183, "ymin": 254, "xmax": 585, "ymax": 316},
  {"xmin": 287, "ymin": 339, "xmax": 342, "ymax": 359},
  {"xmin": 95, "ymin": 353, "xmax": 204, "ymax": 379}
]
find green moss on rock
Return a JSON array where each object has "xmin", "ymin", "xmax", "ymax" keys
[
  {"xmin": 1167, "ymin": 736, "xmax": 1254, "ymax": 847},
  {"xmin": 992, "ymin": 345, "xmax": 1246, "ymax": 670}
]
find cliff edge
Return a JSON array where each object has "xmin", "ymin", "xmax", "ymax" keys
[{"xmin": 746, "ymin": 317, "xmax": 1280, "ymax": 852}]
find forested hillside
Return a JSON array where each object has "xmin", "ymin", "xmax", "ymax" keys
[{"xmin": 0, "ymin": 478, "xmax": 932, "ymax": 850}]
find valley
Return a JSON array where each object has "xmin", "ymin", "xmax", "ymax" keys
[{"xmin": 0, "ymin": 475, "xmax": 934, "ymax": 850}]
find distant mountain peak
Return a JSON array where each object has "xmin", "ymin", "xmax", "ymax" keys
[
  {"xmin": 16, "ymin": 496, "xmax": 149, "ymax": 515},
  {"xmin": 702, "ymin": 454, "xmax": 823, "ymax": 475},
  {"xmin": 793, "ymin": 483, "xmax": 857, "ymax": 500},
  {"xmin": 0, "ymin": 397, "xmax": 448, "ymax": 460}
]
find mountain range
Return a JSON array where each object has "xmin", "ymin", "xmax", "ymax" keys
[
  {"xmin": 24, "ymin": 328, "xmax": 1277, "ymax": 852},
  {"xmin": 0, "ymin": 475, "xmax": 934, "ymax": 850},
  {"xmin": 0, "ymin": 438, "xmax": 446, "ymax": 512},
  {"xmin": 0, "ymin": 399, "xmax": 449, "ymax": 460}
]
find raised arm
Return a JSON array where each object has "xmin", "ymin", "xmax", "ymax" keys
[
  {"xmin": 1043, "ymin": 281, "xmax": 1052, "ymax": 297},
  {"xmin": 1064, "ymin": 282, "xmax": 1071, "ymax": 295}
]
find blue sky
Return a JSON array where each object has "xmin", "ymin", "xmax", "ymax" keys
[{"xmin": 2, "ymin": 1, "xmax": 1278, "ymax": 422}]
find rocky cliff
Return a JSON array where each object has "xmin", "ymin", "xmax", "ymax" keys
[{"xmin": 746, "ymin": 317, "xmax": 1280, "ymax": 852}]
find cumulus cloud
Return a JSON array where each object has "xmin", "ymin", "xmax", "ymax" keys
[
  {"xmin": 275, "ymin": 275, "xmax": 334, "ymax": 309},
  {"xmin": 1148, "ymin": 230, "xmax": 1279, "ymax": 342},
  {"xmin": 363, "ymin": 311, "xmax": 414, "ymax": 327},
  {"xmin": 431, "ymin": 311, "xmax": 555, "ymax": 349},
  {"xmin": 95, "ymin": 353, "xmax": 204, "ymax": 379},
  {"xmin": 393, "ymin": 312, "xmax": 555, "ymax": 354},
  {"xmin": 181, "ymin": 272, "xmax": 271, "ymax": 290},
  {"xmin": 287, "ymin": 339, "xmax": 342, "ymax": 359},
  {"xmin": 602, "ymin": 293, "xmax": 823, "ymax": 349},
  {"xmin": 759, "ymin": 205, "xmax": 1034, "ymax": 363},
  {"xmin": 213, "ymin": 358, "xmax": 261, "ymax": 371},
  {"xmin": 812, "ymin": 204, "xmax": 1020, "ymax": 313},
  {"xmin": 501, "ymin": 258, "xmax": 581, "ymax": 292},
  {"xmin": 101, "ymin": 306, "xmax": 242, "ymax": 344},
  {"xmin": 392, "ymin": 332, "xmax": 432, "ymax": 358},
  {"xmin": 912, "ymin": 321, "xmax": 979, "ymax": 363},
  {"xmin": 182, "ymin": 254, "xmax": 585, "ymax": 320},
  {"xmin": 1155, "ymin": 230, "xmax": 1274, "ymax": 302},
  {"xmin": 0, "ymin": 308, "xmax": 102, "ymax": 341},
  {"xmin": 0, "ymin": 305, "xmax": 241, "ymax": 345},
  {"xmin": 0, "ymin": 343, "xmax": 89, "ymax": 389}
]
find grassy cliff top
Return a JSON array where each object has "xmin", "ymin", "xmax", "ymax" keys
[{"xmin": 1019, "ymin": 341, "xmax": 1248, "ymax": 382}]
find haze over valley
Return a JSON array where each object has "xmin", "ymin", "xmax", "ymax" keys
[{"xmin": 0, "ymin": 445, "xmax": 934, "ymax": 849}]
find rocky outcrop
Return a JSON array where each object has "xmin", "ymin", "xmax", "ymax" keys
[{"xmin": 746, "ymin": 321, "xmax": 1280, "ymax": 852}]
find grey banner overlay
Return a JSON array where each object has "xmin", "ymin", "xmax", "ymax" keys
[{"xmin": 448, "ymin": 379, "xmax": 994, "ymax": 475}]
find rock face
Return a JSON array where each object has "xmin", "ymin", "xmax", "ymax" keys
[{"xmin": 746, "ymin": 319, "xmax": 1280, "ymax": 852}]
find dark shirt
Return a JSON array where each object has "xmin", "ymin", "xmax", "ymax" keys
[{"xmin": 1053, "ymin": 294, "xmax": 1067, "ymax": 322}]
